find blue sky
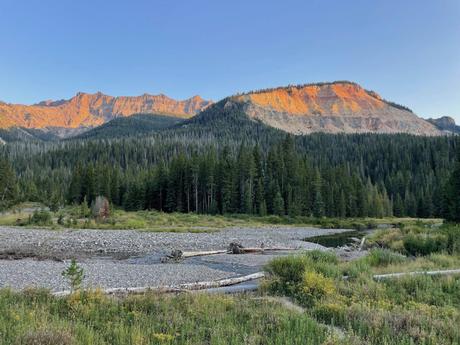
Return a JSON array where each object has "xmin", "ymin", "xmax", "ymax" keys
[{"xmin": 0, "ymin": 0, "xmax": 459, "ymax": 121}]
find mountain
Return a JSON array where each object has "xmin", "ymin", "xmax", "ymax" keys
[
  {"xmin": 192, "ymin": 81, "xmax": 440, "ymax": 136},
  {"xmin": 427, "ymin": 116, "xmax": 460, "ymax": 134},
  {"xmin": 0, "ymin": 92, "xmax": 212, "ymax": 129},
  {"xmin": 75, "ymin": 113, "xmax": 185, "ymax": 139},
  {"xmin": 0, "ymin": 81, "xmax": 444, "ymax": 140}
]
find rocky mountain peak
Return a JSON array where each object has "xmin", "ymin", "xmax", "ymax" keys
[{"xmin": 224, "ymin": 81, "xmax": 440, "ymax": 135}]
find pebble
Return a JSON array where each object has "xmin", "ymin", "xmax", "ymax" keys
[{"xmin": 0, "ymin": 226, "xmax": 348, "ymax": 292}]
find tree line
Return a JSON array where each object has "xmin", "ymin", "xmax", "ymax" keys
[
  {"xmin": 66, "ymin": 137, "xmax": 393, "ymax": 218},
  {"xmin": 0, "ymin": 122, "xmax": 458, "ymax": 220}
]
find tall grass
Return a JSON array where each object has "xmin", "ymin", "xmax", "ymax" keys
[
  {"xmin": 264, "ymin": 246, "xmax": 460, "ymax": 345},
  {"xmin": 0, "ymin": 289, "xmax": 329, "ymax": 345}
]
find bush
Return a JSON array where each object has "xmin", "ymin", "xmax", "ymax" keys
[
  {"xmin": 366, "ymin": 249, "xmax": 406, "ymax": 267},
  {"xmin": 265, "ymin": 255, "xmax": 310, "ymax": 290},
  {"xmin": 444, "ymin": 225, "xmax": 460, "ymax": 254},
  {"xmin": 265, "ymin": 251, "xmax": 340, "ymax": 298},
  {"xmin": 403, "ymin": 234, "xmax": 447, "ymax": 256},
  {"xmin": 301, "ymin": 271, "xmax": 335, "ymax": 300},
  {"xmin": 304, "ymin": 250, "xmax": 338, "ymax": 264},
  {"xmin": 28, "ymin": 210, "xmax": 52, "ymax": 226},
  {"xmin": 342, "ymin": 259, "xmax": 371, "ymax": 280}
]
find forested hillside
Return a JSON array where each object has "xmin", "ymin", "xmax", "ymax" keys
[
  {"xmin": 74, "ymin": 113, "xmax": 185, "ymax": 139},
  {"xmin": 1, "ymin": 108, "xmax": 457, "ymax": 218}
]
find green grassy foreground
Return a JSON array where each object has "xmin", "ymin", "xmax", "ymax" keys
[
  {"xmin": 0, "ymin": 202, "xmax": 440, "ymax": 232},
  {"xmin": 0, "ymin": 208, "xmax": 458, "ymax": 344},
  {"xmin": 264, "ymin": 223, "xmax": 460, "ymax": 345},
  {"xmin": 0, "ymin": 290, "xmax": 329, "ymax": 345}
]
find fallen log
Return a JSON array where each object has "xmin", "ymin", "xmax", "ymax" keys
[
  {"xmin": 235, "ymin": 247, "xmax": 293, "ymax": 254},
  {"xmin": 165, "ymin": 246, "xmax": 295, "ymax": 261},
  {"xmin": 178, "ymin": 272, "xmax": 265, "ymax": 290},
  {"xmin": 358, "ymin": 237, "xmax": 366, "ymax": 251},
  {"xmin": 373, "ymin": 268, "xmax": 460, "ymax": 281},
  {"xmin": 181, "ymin": 250, "xmax": 227, "ymax": 258},
  {"xmin": 52, "ymin": 272, "xmax": 265, "ymax": 297}
]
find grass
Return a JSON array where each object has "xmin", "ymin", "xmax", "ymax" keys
[
  {"xmin": 0, "ymin": 202, "xmax": 442, "ymax": 233},
  {"xmin": 0, "ymin": 209, "xmax": 458, "ymax": 344},
  {"xmin": 0, "ymin": 290, "xmax": 330, "ymax": 345},
  {"xmin": 263, "ymin": 222, "xmax": 460, "ymax": 344}
]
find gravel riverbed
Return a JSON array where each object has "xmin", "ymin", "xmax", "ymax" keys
[{"xmin": 0, "ymin": 226, "xmax": 349, "ymax": 292}]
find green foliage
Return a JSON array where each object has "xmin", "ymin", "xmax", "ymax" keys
[
  {"xmin": 368, "ymin": 223, "xmax": 460, "ymax": 256},
  {"xmin": 2, "ymin": 125, "xmax": 457, "ymax": 220},
  {"xmin": 403, "ymin": 234, "xmax": 448, "ymax": 256},
  {"xmin": 28, "ymin": 209, "xmax": 52, "ymax": 226},
  {"xmin": 443, "ymin": 140, "xmax": 460, "ymax": 222},
  {"xmin": 265, "ymin": 250, "xmax": 341, "ymax": 301},
  {"xmin": 61, "ymin": 259, "xmax": 84, "ymax": 292},
  {"xmin": 0, "ymin": 290, "xmax": 328, "ymax": 345},
  {"xmin": 79, "ymin": 197, "xmax": 90, "ymax": 218},
  {"xmin": 365, "ymin": 248, "xmax": 406, "ymax": 266},
  {"xmin": 75, "ymin": 113, "xmax": 185, "ymax": 140},
  {"xmin": 301, "ymin": 271, "xmax": 335, "ymax": 302},
  {"xmin": 272, "ymin": 191, "xmax": 285, "ymax": 216},
  {"xmin": 264, "ymin": 246, "xmax": 460, "ymax": 345},
  {"xmin": 0, "ymin": 157, "xmax": 18, "ymax": 210}
]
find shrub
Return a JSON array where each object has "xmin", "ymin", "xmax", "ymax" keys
[
  {"xmin": 304, "ymin": 250, "xmax": 338, "ymax": 264},
  {"xmin": 79, "ymin": 197, "xmax": 90, "ymax": 218},
  {"xmin": 62, "ymin": 259, "xmax": 84, "ymax": 292},
  {"xmin": 444, "ymin": 225, "xmax": 460, "ymax": 254},
  {"xmin": 28, "ymin": 210, "xmax": 52, "ymax": 226},
  {"xmin": 303, "ymin": 250, "xmax": 341, "ymax": 278},
  {"xmin": 265, "ymin": 255, "xmax": 309, "ymax": 284},
  {"xmin": 313, "ymin": 302, "xmax": 347, "ymax": 325},
  {"xmin": 342, "ymin": 259, "xmax": 371, "ymax": 280},
  {"xmin": 366, "ymin": 249, "xmax": 406, "ymax": 267},
  {"xmin": 403, "ymin": 234, "xmax": 447, "ymax": 256},
  {"xmin": 265, "ymin": 251, "xmax": 341, "ymax": 299},
  {"xmin": 301, "ymin": 271, "xmax": 335, "ymax": 300}
]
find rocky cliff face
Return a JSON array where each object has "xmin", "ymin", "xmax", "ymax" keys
[
  {"xmin": 427, "ymin": 116, "xmax": 460, "ymax": 134},
  {"xmin": 0, "ymin": 92, "xmax": 212, "ymax": 129},
  {"xmin": 228, "ymin": 82, "xmax": 441, "ymax": 135}
]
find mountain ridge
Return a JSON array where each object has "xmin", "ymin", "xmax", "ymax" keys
[
  {"xmin": 0, "ymin": 81, "xmax": 453, "ymax": 138},
  {"xmin": 219, "ymin": 81, "xmax": 441, "ymax": 135},
  {"xmin": 0, "ymin": 92, "xmax": 212, "ymax": 129}
]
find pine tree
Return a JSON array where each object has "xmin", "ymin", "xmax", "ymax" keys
[
  {"xmin": 0, "ymin": 157, "xmax": 18, "ymax": 210},
  {"xmin": 338, "ymin": 190, "xmax": 346, "ymax": 218},
  {"xmin": 393, "ymin": 194, "xmax": 405, "ymax": 217},
  {"xmin": 444, "ymin": 143, "xmax": 460, "ymax": 222},
  {"xmin": 273, "ymin": 191, "xmax": 285, "ymax": 216},
  {"xmin": 312, "ymin": 169, "xmax": 324, "ymax": 217},
  {"xmin": 67, "ymin": 163, "xmax": 83, "ymax": 204},
  {"xmin": 80, "ymin": 196, "xmax": 90, "ymax": 218}
]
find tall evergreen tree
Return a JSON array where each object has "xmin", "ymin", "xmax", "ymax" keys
[
  {"xmin": 0, "ymin": 157, "xmax": 18, "ymax": 210},
  {"xmin": 444, "ymin": 143, "xmax": 460, "ymax": 222}
]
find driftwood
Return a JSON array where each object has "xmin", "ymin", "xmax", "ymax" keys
[
  {"xmin": 373, "ymin": 268, "xmax": 460, "ymax": 281},
  {"xmin": 358, "ymin": 237, "xmax": 366, "ymax": 251},
  {"xmin": 163, "ymin": 244, "xmax": 295, "ymax": 261},
  {"xmin": 52, "ymin": 272, "xmax": 265, "ymax": 297},
  {"xmin": 181, "ymin": 250, "xmax": 227, "ymax": 258},
  {"xmin": 233, "ymin": 247, "xmax": 292, "ymax": 253}
]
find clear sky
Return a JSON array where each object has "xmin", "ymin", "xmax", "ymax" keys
[{"xmin": 0, "ymin": 0, "xmax": 459, "ymax": 121}]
